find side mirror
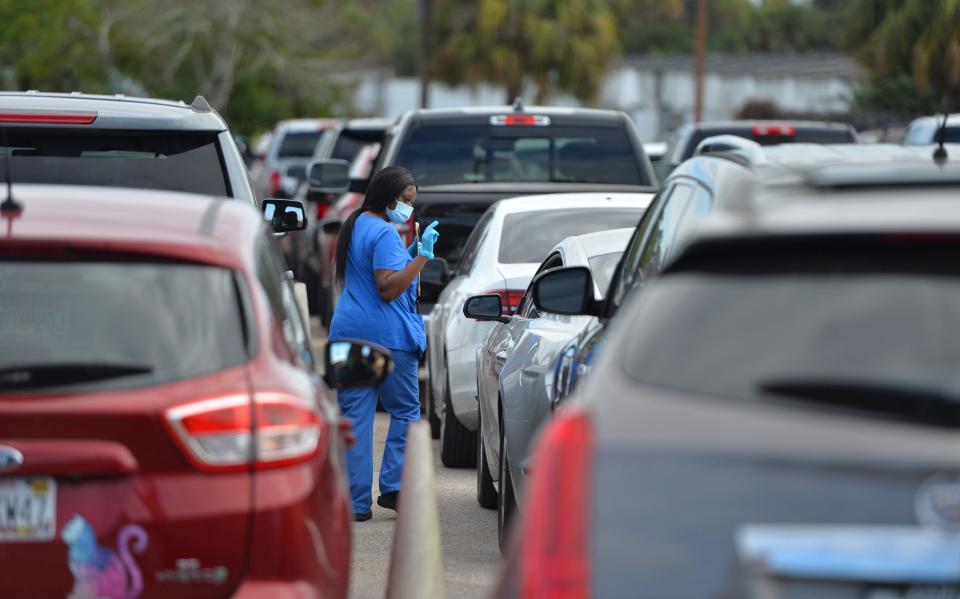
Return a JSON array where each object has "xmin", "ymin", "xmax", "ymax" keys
[
  {"xmin": 307, "ymin": 159, "xmax": 351, "ymax": 193},
  {"xmin": 321, "ymin": 219, "xmax": 342, "ymax": 235},
  {"xmin": 262, "ymin": 199, "xmax": 308, "ymax": 233},
  {"xmin": 463, "ymin": 294, "xmax": 509, "ymax": 324},
  {"xmin": 286, "ymin": 163, "xmax": 307, "ymax": 182},
  {"xmin": 532, "ymin": 266, "xmax": 601, "ymax": 317},
  {"xmin": 325, "ymin": 339, "xmax": 393, "ymax": 389}
]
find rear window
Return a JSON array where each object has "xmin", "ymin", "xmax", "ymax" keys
[
  {"xmin": 0, "ymin": 129, "xmax": 228, "ymax": 196},
  {"xmin": 276, "ymin": 131, "xmax": 322, "ymax": 158},
  {"xmin": 588, "ymin": 251, "xmax": 624, "ymax": 297},
  {"xmin": 499, "ymin": 209, "xmax": 643, "ymax": 264},
  {"xmin": 332, "ymin": 130, "xmax": 386, "ymax": 163},
  {"xmin": 621, "ymin": 238, "xmax": 960, "ymax": 427},
  {"xmin": 680, "ymin": 127, "xmax": 855, "ymax": 161},
  {"xmin": 0, "ymin": 261, "xmax": 248, "ymax": 392},
  {"xmin": 396, "ymin": 124, "xmax": 646, "ymax": 186}
]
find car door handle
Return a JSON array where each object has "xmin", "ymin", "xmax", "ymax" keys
[
  {"xmin": 521, "ymin": 366, "xmax": 542, "ymax": 379},
  {"xmin": 495, "ymin": 350, "xmax": 508, "ymax": 362}
]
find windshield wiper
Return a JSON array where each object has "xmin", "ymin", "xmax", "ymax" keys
[
  {"xmin": 758, "ymin": 377, "xmax": 960, "ymax": 428},
  {"xmin": 0, "ymin": 362, "xmax": 154, "ymax": 390}
]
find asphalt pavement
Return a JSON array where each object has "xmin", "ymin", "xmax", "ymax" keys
[{"xmin": 310, "ymin": 319, "xmax": 501, "ymax": 598}]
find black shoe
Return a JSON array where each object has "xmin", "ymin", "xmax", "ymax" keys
[
  {"xmin": 377, "ymin": 491, "xmax": 399, "ymax": 511},
  {"xmin": 353, "ymin": 511, "xmax": 372, "ymax": 522}
]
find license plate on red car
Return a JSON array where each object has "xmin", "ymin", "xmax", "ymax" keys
[{"xmin": 0, "ymin": 478, "xmax": 56, "ymax": 542}]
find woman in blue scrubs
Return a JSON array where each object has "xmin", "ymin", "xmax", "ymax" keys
[{"xmin": 329, "ymin": 166, "xmax": 440, "ymax": 521}]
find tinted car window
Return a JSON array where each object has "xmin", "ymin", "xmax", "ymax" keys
[
  {"xmin": 499, "ymin": 208, "xmax": 644, "ymax": 264},
  {"xmin": 622, "ymin": 240, "xmax": 960, "ymax": 427},
  {"xmin": 0, "ymin": 261, "xmax": 247, "ymax": 391},
  {"xmin": 457, "ymin": 209, "xmax": 495, "ymax": 275},
  {"xmin": 396, "ymin": 125, "xmax": 646, "ymax": 186},
  {"xmin": 637, "ymin": 183, "xmax": 696, "ymax": 280},
  {"xmin": 256, "ymin": 234, "xmax": 313, "ymax": 367},
  {"xmin": 277, "ymin": 131, "xmax": 322, "ymax": 158},
  {"xmin": 0, "ymin": 129, "xmax": 229, "ymax": 196}
]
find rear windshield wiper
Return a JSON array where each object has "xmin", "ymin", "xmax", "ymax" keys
[
  {"xmin": 0, "ymin": 363, "xmax": 154, "ymax": 390},
  {"xmin": 758, "ymin": 377, "xmax": 960, "ymax": 428}
]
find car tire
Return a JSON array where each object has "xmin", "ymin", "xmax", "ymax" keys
[
  {"xmin": 476, "ymin": 405, "xmax": 497, "ymax": 509},
  {"xmin": 439, "ymin": 378, "xmax": 477, "ymax": 468},
  {"xmin": 497, "ymin": 421, "xmax": 516, "ymax": 554}
]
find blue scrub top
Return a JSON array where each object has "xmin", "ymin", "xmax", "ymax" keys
[{"xmin": 329, "ymin": 214, "xmax": 426, "ymax": 354}]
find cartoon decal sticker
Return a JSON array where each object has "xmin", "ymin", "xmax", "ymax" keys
[{"xmin": 61, "ymin": 514, "xmax": 148, "ymax": 599}]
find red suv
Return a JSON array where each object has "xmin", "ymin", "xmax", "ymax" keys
[{"xmin": 0, "ymin": 185, "xmax": 389, "ymax": 598}]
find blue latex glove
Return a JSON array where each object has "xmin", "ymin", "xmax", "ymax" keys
[{"xmin": 419, "ymin": 220, "xmax": 440, "ymax": 260}]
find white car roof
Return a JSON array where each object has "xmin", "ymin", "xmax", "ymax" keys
[
  {"xmin": 567, "ymin": 227, "xmax": 636, "ymax": 258},
  {"xmin": 494, "ymin": 192, "xmax": 653, "ymax": 215}
]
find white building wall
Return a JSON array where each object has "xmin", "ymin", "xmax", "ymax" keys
[{"xmin": 349, "ymin": 63, "xmax": 858, "ymax": 142}]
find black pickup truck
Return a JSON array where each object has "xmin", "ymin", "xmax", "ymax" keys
[{"xmin": 310, "ymin": 103, "xmax": 658, "ymax": 305}]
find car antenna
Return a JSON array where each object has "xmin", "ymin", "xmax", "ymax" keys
[
  {"xmin": 933, "ymin": 111, "xmax": 949, "ymax": 166},
  {"xmin": 512, "ymin": 97, "xmax": 525, "ymax": 112}
]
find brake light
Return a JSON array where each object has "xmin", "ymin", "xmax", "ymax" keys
[
  {"xmin": 268, "ymin": 170, "xmax": 282, "ymax": 197},
  {"xmin": 0, "ymin": 111, "xmax": 97, "ymax": 124},
  {"xmin": 490, "ymin": 114, "xmax": 551, "ymax": 127},
  {"xmin": 165, "ymin": 392, "xmax": 323, "ymax": 472},
  {"xmin": 517, "ymin": 409, "xmax": 593, "ymax": 599},
  {"xmin": 752, "ymin": 125, "xmax": 796, "ymax": 137},
  {"xmin": 316, "ymin": 202, "xmax": 329, "ymax": 219},
  {"xmin": 484, "ymin": 289, "xmax": 524, "ymax": 316}
]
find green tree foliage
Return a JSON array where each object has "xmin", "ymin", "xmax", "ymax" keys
[
  {"xmin": 848, "ymin": 0, "xmax": 960, "ymax": 113},
  {"xmin": 0, "ymin": 0, "xmax": 368, "ymax": 135},
  {"xmin": 618, "ymin": 0, "xmax": 848, "ymax": 55},
  {"xmin": 429, "ymin": 0, "xmax": 621, "ymax": 103}
]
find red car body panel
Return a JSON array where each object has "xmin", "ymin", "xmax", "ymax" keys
[{"xmin": 0, "ymin": 186, "xmax": 351, "ymax": 598}]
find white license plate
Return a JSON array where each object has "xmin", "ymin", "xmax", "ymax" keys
[{"xmin": 0, "ymin": 478, "xmax": 56, "ymax": 542}]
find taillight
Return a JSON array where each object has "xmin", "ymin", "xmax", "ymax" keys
[
  {"xmin": 268, "ymin": 170, "xmax": 282, "ymax": 197},
  {"xmin": 517, "ymin": 409, "xmax": 594, "ymax": 598},
  {"xmin": 483, "ymin": 289, "xmax": 524, "ymax": 316},
  {"xmin": 316, "ymin": 202, "xmax": 329, "ymax": 219},
  {"xmin": 490, "ymin": 114, "xmax": 551, "ymax": 127},
  {"xmin": 0, "ymin": 111, "xmax": 97, "ymax": 124},
  {"xmin": 752, "ymin": 124, "xmax": 796, "ymax": 137},
  {"xmin": 165, "ymin": 392, "xmax": 323, "ymax": 473}
]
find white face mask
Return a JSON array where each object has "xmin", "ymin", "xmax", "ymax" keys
[{"xmin": 387, "ymin": 200, "xmax": 413, "ymax": 224}]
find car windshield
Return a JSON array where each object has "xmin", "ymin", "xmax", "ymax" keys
[
  {"xmin": 0, "ymin": 261, "xmax": 248, "ymax": 392},
  {"xmin": 588, "ymin": 251, "xmax": 624, "ymax": 297},
  {"xmin": 623, "ymin": 270, "xmax": 960, "ymax": 425},
  {"xmin": 499, "ymin": 209, "xmax": 643, "ymax": 264},
  {"xmin": 276, "ymin": 130, "xmax": 322, "ymax": 158},
  {"xmin": 396, "ymin": 124, "xmax": 647, "ymax": 186},
  {"xmin": 0, "ymin": 129, "xmax": 228, "ymax": 196}
]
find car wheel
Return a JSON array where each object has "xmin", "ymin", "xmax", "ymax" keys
[
  {"xmin": 497, "ymin": 422, "xmax": 516, "ymax": 553},
  {"xmin": 439, "ymin": 377, "xmax": 477, "ymax": 468},
  {"xmin": 476, "ymin": 404, "xmax": 497, "ymax": 509}
]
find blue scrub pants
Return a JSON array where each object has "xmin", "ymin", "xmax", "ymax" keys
[{"xmin": 337, "ymin": 348, "xmax": 421, "ymax": 514}]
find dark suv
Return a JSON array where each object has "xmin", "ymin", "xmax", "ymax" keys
[{"xmin": 0, "ymin": 92, "xmax": 256, "ymax": 205}]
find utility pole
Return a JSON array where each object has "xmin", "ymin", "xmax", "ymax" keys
[
  {"xmin": 419, "ymin": 0, "xmax": 432, "ymax": 109},
  {"xmin": 694, "ymin": 0, "xmax": 708, "ymax": 123}
]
